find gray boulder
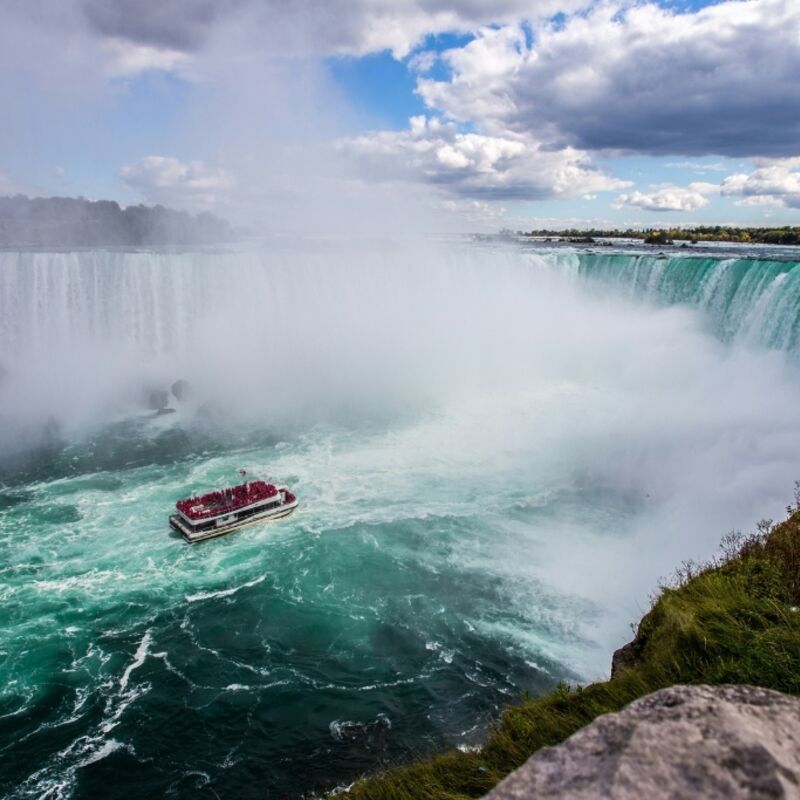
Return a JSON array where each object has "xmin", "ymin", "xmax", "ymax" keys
[
  {"xmin": 482, "ymin": 685, "xmax": 800, "ymax": 799},
  {"xmin": 171, "ymin": 378, "xmax": 190, "ymax": 402}
]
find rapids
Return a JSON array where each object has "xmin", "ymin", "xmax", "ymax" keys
[{"xmin": 1, "ymin": 240, "xmax": 800, "ymax": 799}]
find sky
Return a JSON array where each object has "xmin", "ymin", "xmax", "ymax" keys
[{"xmin": 1, "ymin": 0, "xmax": 799, "ymax": 231}]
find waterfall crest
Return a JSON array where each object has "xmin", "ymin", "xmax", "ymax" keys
[{"xmin": 548, "ymin": 253, "xmax": 800, "ymax": 356}]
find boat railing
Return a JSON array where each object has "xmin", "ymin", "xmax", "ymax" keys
[{"xmin": 176, "ymin": 480, "xmax": 280, "ymax": 520}]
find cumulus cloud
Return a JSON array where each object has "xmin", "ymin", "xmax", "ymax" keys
[
  {"xmin": 339, "ymin": 115, "xmax": 630, "ymax": 201},
  {"xmin": 615, "ymin": 183, "xmax": 718, "ymax": 212},
  {"xmin": 418, "ymin": 0, "xmax": 800, "ymax": 157},
  {"xmin": 63, "ymin": 0, "xmax": 591, "ymax": 61},
  {"xmin": 8, "ymin": 0, "xmax": 800, "ymax": 223},
  {"xmin": 121, "ymin": 156, "xmax": 234, "ymax": 209},
  {"xmin": 721, "ymin": 158, "xmax": 800, "ymax": 209}
]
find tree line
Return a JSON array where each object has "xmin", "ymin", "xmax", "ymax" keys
[
  {"xmin": 0, "ymin": 195, "xmax": 234, "ymax": 247},
  {"xmin": 511, "ymin": 225, "xmax": 800, "ymax": 246}
]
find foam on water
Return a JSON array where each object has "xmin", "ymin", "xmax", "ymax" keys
[{"xmin": 2, "ymin": 240, "xmax": 800, "ymax": 798}]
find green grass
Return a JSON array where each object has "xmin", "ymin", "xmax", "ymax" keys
[{"xmin": 338, "ymin": 498, "xmax": 800, "ymax": 800}]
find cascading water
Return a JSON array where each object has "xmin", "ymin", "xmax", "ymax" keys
[
  {"xmin": 546, "ymin": 251, "xmax": 800, "ymax": 355},
  {"xmin": 2, "ymin": 240, "xmax": 800, "ymax": 799}
]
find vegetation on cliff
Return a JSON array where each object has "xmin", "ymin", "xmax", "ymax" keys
[
  {"xmin": 339, "ymin": 486, "xmax": 800, "ymax": 799},
  {"xmin": 517, "ymin": 226, "xmax": 800, "ymax": 245},
  {"xmin": 0, "ymin": 195, "xmax": 233, "ymax": 247}
]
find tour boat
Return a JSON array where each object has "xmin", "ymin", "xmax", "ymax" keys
[{"xmin": 170, "ymin": 478, "xmax": 298, "ymax": 542}]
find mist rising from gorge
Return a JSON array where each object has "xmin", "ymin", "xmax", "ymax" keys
[{"xmin": 2, "ymin": 243, "xmax": 800, "ymax": 647}]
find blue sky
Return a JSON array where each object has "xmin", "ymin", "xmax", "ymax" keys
[{"xmin": 1, "ymin": 0, "xmax": 799, "ymax": 230}]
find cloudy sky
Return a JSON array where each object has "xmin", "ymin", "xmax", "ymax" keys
[{"xmin": 1, "ymin": 0, "xmax": 799, "ymax": 230}]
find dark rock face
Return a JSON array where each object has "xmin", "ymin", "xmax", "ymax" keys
[
  {"xmin": 482, "ymin": 685, "xmax": 800, "ymax": 800},
  {"xmin": 610, "ymin": 638, "xmax": 644, "ymax": 678},
  {"xmin": 171, "ymin": 379, "xmax": 190, "ymax": 402}
]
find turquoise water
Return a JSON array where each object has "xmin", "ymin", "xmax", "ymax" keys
[
  {"xmin": 549, "ymin": 251, "xmax": 800, "ymax": 355},
  {"xmin": 2, "ymin": 242, "xmax": 800, "ymax": 798}
]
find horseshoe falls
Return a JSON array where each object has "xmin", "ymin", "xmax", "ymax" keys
[
  {"xmin": 2, "ymin": 240, "xmax": 800, "ymax": 799},
  {"xmin": 552, "ymin": 251, "xmax": 800, "ymax": 354}
]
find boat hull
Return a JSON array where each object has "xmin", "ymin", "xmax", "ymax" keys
[{"xmin": 170, "ymin": 502, "xmax": 298, "ymax": 543}]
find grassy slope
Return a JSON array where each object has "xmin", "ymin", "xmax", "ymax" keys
[{"xmin": 341, "ymin": 503, "xmax": 800, "ymax": 800}]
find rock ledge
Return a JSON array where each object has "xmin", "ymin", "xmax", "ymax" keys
[{"xmin": 482, "ymin": 684, "xmax": 800, "ymax": 799}]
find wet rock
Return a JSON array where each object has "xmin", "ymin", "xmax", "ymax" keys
[
  {"xmin": 482, "ymin": 685, "xmax": 800, "ymax": 800},
  {"xmin": 156, "ymin": 407, "xmax": 177, "ymax": 416},
  {"xmin": 146, "ymin": 389, "xmax": 169, "ymax": 410},
  {"xmin": 171, "ymin": 378, "xmax": 190, "ymax": 402}
]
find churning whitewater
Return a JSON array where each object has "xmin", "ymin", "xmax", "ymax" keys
[{"xmin": 2, "ymin": 240, "xmax": 800, "ymax": 799}]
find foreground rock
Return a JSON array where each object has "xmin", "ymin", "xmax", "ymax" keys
[{"xmin": 482, "ymin": 685, "xmax": 800, "ymax": 800}]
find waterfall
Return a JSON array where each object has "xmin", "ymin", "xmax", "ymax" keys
[
  {"xmin": 546, "ymin": 252, "xmax": 800, "ymax": 356},
  {"xmin": 1, "ymin": 243, "xmax": 799, "ymax": 445},
  {"xmin": 2, "ymin": 247, "xmax": 799, "ymax": 365}
]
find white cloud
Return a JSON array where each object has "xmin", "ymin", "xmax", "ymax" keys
[
  {"xmin": 721, "ymin": 158, "xmax": 800, "ymax": 208},
  {"xmin": 665, "ymin": 162, "xmax": 729, "ymax": 173},
  {"xmin": 615, "ymin": 183, "xmax": 718, "ymax": 212},
  {"xmin": 121, "ymin": 156, "xmax": 234, "ymax": 209},
  {"xmin": 339, "ymin": 115, "xmax": 630, "ymax": 202},
  {"xmin": 103, "ymin": 38, "xmax": 192, "ymax": 77},
  {"xmin": 407, "ymin": 50, "xmax": 439, "ymax": 75},
  {"xmin": 8, "ymin": 0, "xmax": 800, "ymax": 225},
  {"xmin": 417, "ymin": 0, "xmax": 800, "ymax": 157}
]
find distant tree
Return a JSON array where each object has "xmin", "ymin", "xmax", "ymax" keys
[
  {"xmin": 0, "ymin": 195, "xmax": 235, "ymax": 247},
  {"xmin": 515, "ymin": 224, "xmax": 800, "ymax": 247},
  {"xmin": 643, "ymin": 230, "xmax": 673, "ymax": 245}
]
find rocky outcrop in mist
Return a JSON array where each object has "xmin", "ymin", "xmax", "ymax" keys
[
  {"xmin": 0, "ymin": 195, "xmax": 233, "ymax": 247},
  {"xmin": 482, "ymin": 684, "xmax": 800, "ymax": 800}
]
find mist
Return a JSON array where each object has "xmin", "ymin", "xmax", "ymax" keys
[
  {"xmin": 4, "ymin": 3, "xmax": 800, "ymax": 797},
  {"xmin": 2, "ymin": 241, "xmax": 800, "ymax": 674}
]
